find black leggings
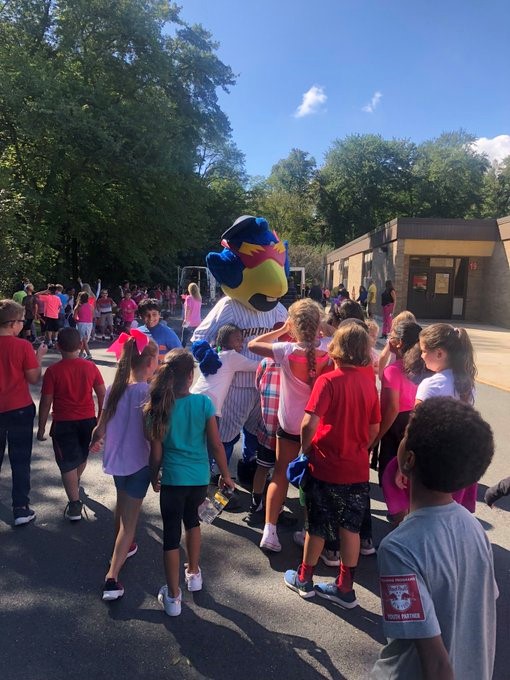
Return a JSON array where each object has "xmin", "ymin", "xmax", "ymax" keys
[
  {"xmin": 378, "ymin": 410, "xmax": 412, "ymax": 485},
  {"xmin": 160, "ymin": 485, "xmax": 207, "ymax": 551}
]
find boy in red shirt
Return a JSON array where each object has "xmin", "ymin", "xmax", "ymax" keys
[
  {"xmin": 118, "ymin": 290, "xmax": 138, "ymax": 332},
  {"xmin": 0, "ymin": 299, "xmax": 47, "ymax": 525},
  {"xmin": 38, "ymin": 328, "xmax": 106, "ymax": 520},
  {"xmin": 285, "ymin": 321, "xmax": 380, "ymax": 607}
]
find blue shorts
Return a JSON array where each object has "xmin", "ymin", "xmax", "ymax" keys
[{"xmin": 113, "ymin": 466, "xmax": 151, "ymax": 499}]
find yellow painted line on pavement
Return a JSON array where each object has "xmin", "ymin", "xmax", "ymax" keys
[{"xmin": 476, "ymin": 377, "xmax": 510, "ymax": 393}]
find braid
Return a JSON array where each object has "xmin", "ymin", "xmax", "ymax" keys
[{"xmin": 288, "ymin": 298, "xmax": 323, "ymax": 384}]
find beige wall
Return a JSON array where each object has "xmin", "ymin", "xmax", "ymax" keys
[
  {"xmin": 483, "ymin": 239, "xmax": 510, "ymax": 328},
  {"xmin": 404, "ymin": 239, "xmax": 495, "ymax": 257},
  {"xmin": 347, "ymin": 253, "xmax": 363, "ymax": 297}
]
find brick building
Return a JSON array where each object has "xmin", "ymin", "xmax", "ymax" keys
[{"xmin": 325, "ymin": 216, "xmax": 510, "ymax": 327}]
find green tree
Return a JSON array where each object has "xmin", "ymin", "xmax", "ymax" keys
[
  {"xmin": 413, "ymin": 131, "xmax": 489, "ymax": 218},
  {"xmin": 480, "ymin": 157, "xmax": 510, "ymax": 218},
  {"xmin": 0, "ymin": 0, "xmax": 236, "ymax": 288}
]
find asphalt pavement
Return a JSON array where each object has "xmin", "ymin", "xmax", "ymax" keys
[{"xmin": 1, "ymin": 325, "xmax": 509, "ymax": 680}]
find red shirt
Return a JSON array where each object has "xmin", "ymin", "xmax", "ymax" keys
[
  {"xmin": 305, "ymin": 366, "xmax": 380, "ymax": 484},
  {"xmin": 0, "ymin": 336, "xmax": 38, "ymax": 412},
  {"xmin": 41, "ymin": 358, "xmax": 104, "ymax": 421}
]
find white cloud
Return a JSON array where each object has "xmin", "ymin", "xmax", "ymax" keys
[
  {"xmin": 294, "ymin": 85, "xmax": 327, "ymax": 118},
  {"xmin": 362, "ymin": 91, "xmax": 382, "ymax": 113},
  {"xmin": 471, "ymin": 135, "xmax": 510, "ymax": 164}
]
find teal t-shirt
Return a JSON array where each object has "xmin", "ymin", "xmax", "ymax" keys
[{"xmin": 161, "ymin": 394, "xmax": 215, "ymax": 486}]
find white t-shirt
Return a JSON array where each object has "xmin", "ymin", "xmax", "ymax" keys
[
  {"xmin": 371, "ymin": 503, "xmax": 498, "ymax": 679},
  {"xmin": 191, "ymin": 349, "xmax": 259, "ymax": 416},
  {"xmin": 416, "ymin": 368, "xmax": 457, "ymax": 401},
  {"xmin": 272, "ymin": 339, "xmax": 330, "ymax": 435}
]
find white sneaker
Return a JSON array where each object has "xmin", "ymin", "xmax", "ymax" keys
[
  {"xmin": 360, "ymin": 538, "xmax": 377, "ymax": 556},
  {"xmin": 260, "ymin": 524, "xmax": 281, "ymax": 552},
  {"xmin": 184, "ymin": 564, "xmax": 203, "ymax": 592},
  {"xmin": 158, "ymin": 585, "xmax": 181, "ymax": 617},
  {"xmin": 293, "ymin": 529, "xmax": 306, "ymax": 547},
  {"xmin": 320, "ymin": 549, "xmax": 340, "ymax": 567}
]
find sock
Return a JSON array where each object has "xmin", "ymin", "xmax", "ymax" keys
[
  {"xmin": 264, "ymin": 522, "xmax": 276, "ymax": 533},
  {"xmin": 336, "ymin": 563, "xmax": 356, "ymax": 592},
  {"xmin": 298, "ymin": 562, "xmax": 315, "ymax": 582}
]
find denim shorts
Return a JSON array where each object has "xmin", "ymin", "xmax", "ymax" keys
[{"xmin": 113, "ymin": 466, "xmax": 151, "ymax": 499}]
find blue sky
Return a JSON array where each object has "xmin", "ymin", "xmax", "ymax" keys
[{"xmin": 180, "ymin": 0, "xmax": 510, "ymax": 177}]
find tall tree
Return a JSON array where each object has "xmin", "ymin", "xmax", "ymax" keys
[{"xmin": 0, "ymin": 0, "xmax": 236, "ymax": 290}]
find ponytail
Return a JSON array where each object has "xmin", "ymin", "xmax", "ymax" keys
[
  {"xmin": 419, "ymin": 324, "xmax": 476, "ymax": 403},
  {"xmin": 103, "ymin": 338, "xmax": 158, "ymax": 426}
]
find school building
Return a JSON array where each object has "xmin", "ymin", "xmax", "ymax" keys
[{"xmin": 325, "ymin": 216, "xmax": 510, "ymax": 327}]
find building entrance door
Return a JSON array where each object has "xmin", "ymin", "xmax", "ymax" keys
[{"xmin": 407, "ymin": 268, "xmax": 454, "ymax": 319}]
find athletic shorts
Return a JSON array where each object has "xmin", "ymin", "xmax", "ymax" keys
[
  {"xmin": 276, "ymin": 426, "xmax": 301, "ymax": 443},
  {"xmin": 113, "ymin": 466, "xmax": 151, "ymax": 499},
  {"xmin": 304, "ymin": 476, "xmax": 369, "ymax": 541},
  {"xmin": 44, "ymin": 317, "xmax": 59, "ymax": 333},
  {"xmin": 23, "ymin": 318, "xmax": 34, "ymax": 332},
  {"xmin": 256, "ymin": 444, "xmax": 276, "ymax": 469},
  {"xmin": 51, "ymin": 418, "xmax": 96, "ymax": 473},
  {"xmin": 77, "ymin": 322, "xmax": 93, "ymax": 341},
  {"xmin": 160, "ymin": 485, "xmax": 208, "ymax": 551}
]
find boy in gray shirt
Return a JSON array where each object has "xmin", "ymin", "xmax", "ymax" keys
[{"xmin": 372, "ymin": 397, "xmax": 498, "ymax": 680}]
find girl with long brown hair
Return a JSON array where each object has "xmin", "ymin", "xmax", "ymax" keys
[
  {"xmin": 248, "ymin": 299, "xmax": 332, "ymax": 553},
  {"xmin": 90, "ymin": 335, "xmax": 159, "ymax": 601},
  {"xmin": 144, "ymin": 349, "xmax": 234, "ymax": 617}
]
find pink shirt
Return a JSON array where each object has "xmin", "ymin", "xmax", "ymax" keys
[
  {"xmin": 38, "ymin": 294, "xmax": 62, "ymax": 319},
  {"xmin": 75, "ymin": 303, "xmax": 93, "ymax": 323},
  {"xmin": 119, "ymin": 298, "xmax": 138, "ymax": 322},
  {"xmin": 382, "ymin": 359, "xmax": 417, "ymax": 412},
  {"xmin": 184, "ymin": 295, "xmax": 202, "ymax": 327}
]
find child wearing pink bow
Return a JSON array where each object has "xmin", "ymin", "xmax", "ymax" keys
[{"xmin": 90, "ymin": 332, "xmax": 159, "ymax": 602}]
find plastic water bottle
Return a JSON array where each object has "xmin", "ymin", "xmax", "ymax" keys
[{"xmin": 198, "ymin": 488, "xmax": 234, "ymax": 524}]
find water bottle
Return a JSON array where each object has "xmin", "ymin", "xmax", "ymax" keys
[{"xmin": 198, "ymin": 487, "xmax": 234, "ymax": 524}]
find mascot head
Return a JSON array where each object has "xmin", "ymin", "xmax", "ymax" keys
[{"xmin": 206, "ymin": 215, "xmax": 289, "ymax": 311}]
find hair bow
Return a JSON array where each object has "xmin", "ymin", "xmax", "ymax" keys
[{"xmin": 107, "ymin": 328, "xmax": 150, "ymax": 360}]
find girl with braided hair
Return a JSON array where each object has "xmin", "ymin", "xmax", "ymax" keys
[{"xmin": 248, "ymin": 299, "xmax": 333, "ymax": 553}]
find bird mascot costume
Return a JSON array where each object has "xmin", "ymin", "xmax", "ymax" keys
[{"xmin": 191, "ymin": 215, "xmax": 289, "ymax": 483}]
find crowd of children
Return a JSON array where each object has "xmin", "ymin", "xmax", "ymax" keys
[{"xmin": 0, "ymin": 288, "xmax": 504, "ymax": 679}]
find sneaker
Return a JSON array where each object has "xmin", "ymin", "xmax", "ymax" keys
[
  {"xmin": 86, "ymin": 354, "xmax": 93, "ymax": 361},
  {"xmin": 184, "ymin": 564, "xmax": 203, "ymax": 592},
  {"xmin": 284, "ymin": 569, "xmax": 315, "ymax": 599},
  {"xmin": 249, "ymin": 497, "xmax": 264, "ymax": 513},
  {"xmin": 360, "ymin": 538, "xmax": 377, "ymax": 556},
  {"xmin": 127, "ymin": 542, "xmax": 138, "ymax": 558},
  {"xmin": 314, "ymin": 582, "xmax": 358, "ymax": 609},
  {"xmin": 13, "ymin": 506, "xmax": 36, "ymax": 526},
  {"xmin": 64, "ymin": 500, "xmax": 83, "ymax": 521},
  {"xmin": 102, "ymin": 578, "xmax": 124, "ymax": 601},
  {"xmin": 320, "ymin": 549, "xmax": 341, "ymax": 567},
  {"xmin": 260, "ymin": 524, "xmax": 282, "ymax": 552},
  {"xmin": 293, "ymin": 529, "xmax": 305, "ymax": 547},
  {"xmin": 158, "ymin": 585, "xmax": 182, "ymax": 617}
]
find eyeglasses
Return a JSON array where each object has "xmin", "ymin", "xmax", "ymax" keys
[{"xmin": 1, "ymin": 319, "xmax": 25, "ymax": 325}]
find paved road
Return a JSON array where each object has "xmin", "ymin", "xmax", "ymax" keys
[{"xmin": 1, "ymin": 336, "xmax": 509, "ymax": 680}]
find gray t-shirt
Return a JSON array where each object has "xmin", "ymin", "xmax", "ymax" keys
[{"xmin": 371, "ymin": 503, "xmax": 498, "ymax": 680}]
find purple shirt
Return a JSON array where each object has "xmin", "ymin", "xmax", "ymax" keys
[{"xmin": 102, "ymin": 382, "xmax": 150, "ymax": 476}]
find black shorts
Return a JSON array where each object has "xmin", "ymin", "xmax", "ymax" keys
[
  {"xmin": 276, "ymin": 426, "xmax": 301, "ymax": 443},
  {"xmin": 23, "ymin": 318, "xmax": 34, "ymax": 332},
  {"xmin": 378, "ymin": 410, "xmax": 412, "ymax": 484},
  {"xmin": 160, "ymin": 485, "xmax": 208, "ymax": 551},
  {"xmin": 256, "ymin": 444, "xmax": 276, "ymax": 469},
  {"xmin": 44, "ymin": 317, "xmax": 59, "ymax": 332},
  {"xmin": 304, "ymin": 476, "xmax": 369, "ymax": 541},
  {"xmin": 51, "ymin": 418, "xmax": 96, "ymax": 473}
]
